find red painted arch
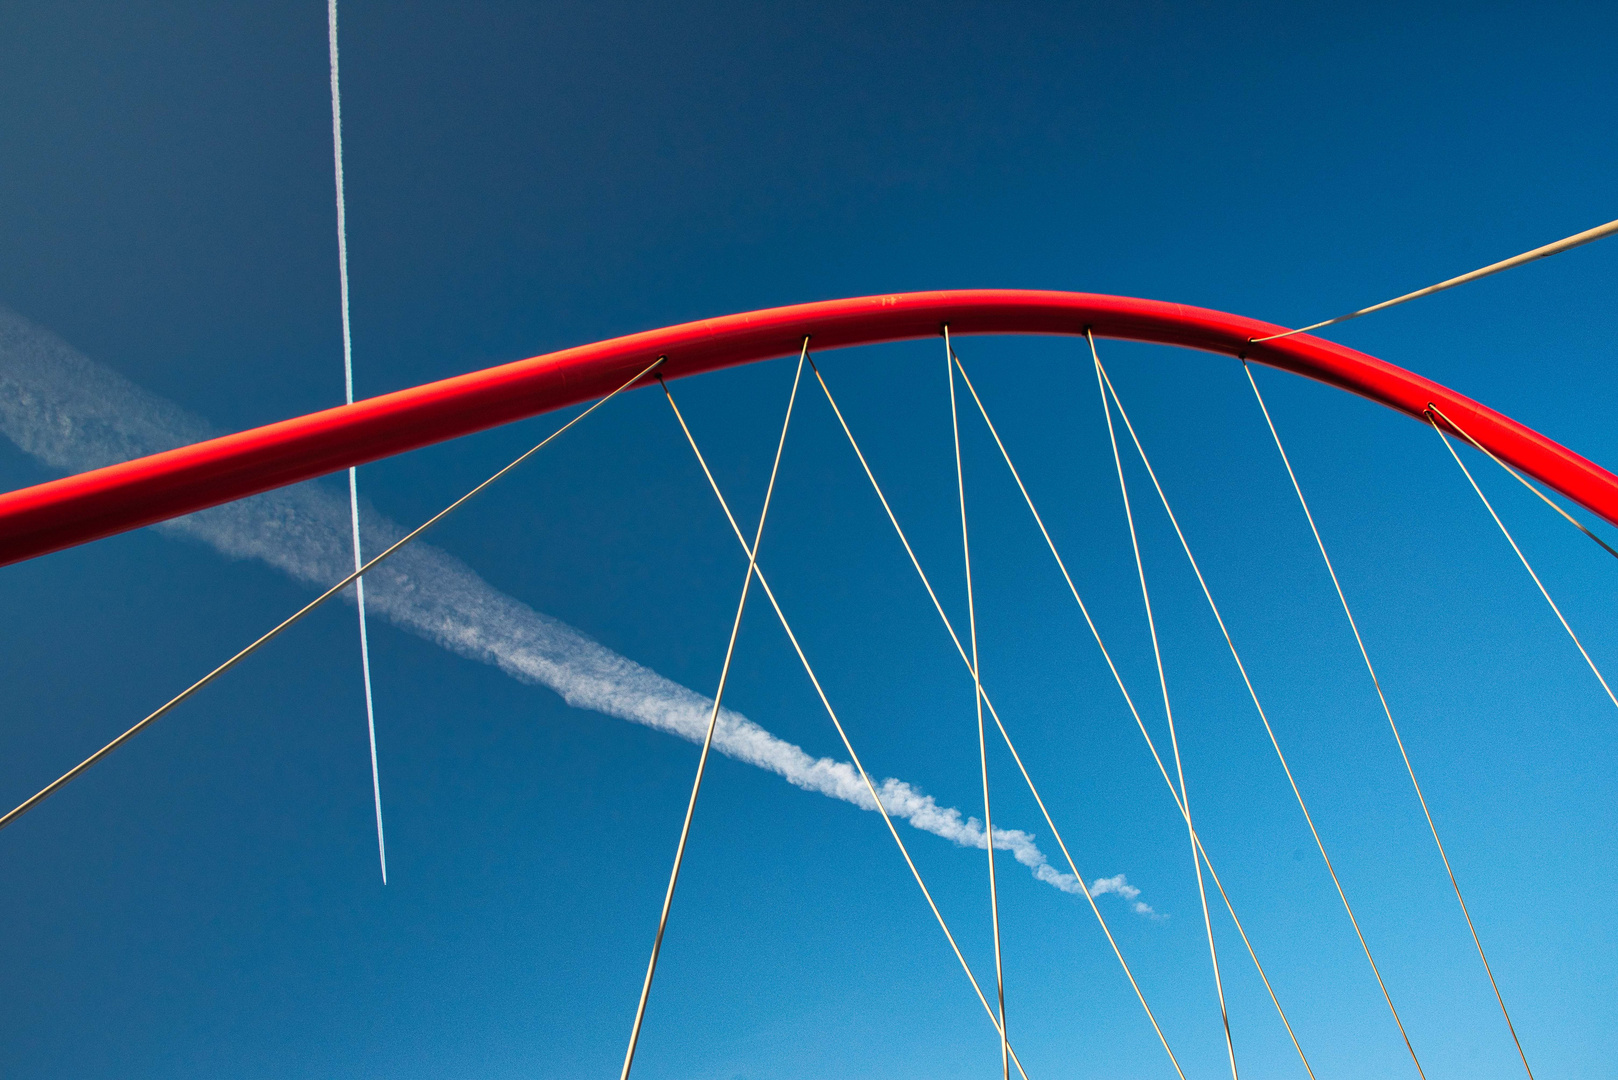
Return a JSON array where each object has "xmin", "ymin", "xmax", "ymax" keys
[{"xmin": 1, "ymin": 289, "xmax": 1614, "ymax": 567}]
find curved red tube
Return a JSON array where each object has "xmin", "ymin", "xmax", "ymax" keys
[{"xmin": 1, "ymin": 289, "xmax": 1613, "ymax": 567}]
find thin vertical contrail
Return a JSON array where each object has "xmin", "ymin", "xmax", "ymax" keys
[{"xmin": 327, "ymin": 0, "xmax": 387, "ymax": 884}]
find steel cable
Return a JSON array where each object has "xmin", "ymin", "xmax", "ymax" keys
[
  {"xmin": 1098, "ymin": 344, "xmax": 1428, "ymax": 1076},
  {"xmin": 1243, "ymin": 363, "xmax": 1467, "ymax": 1079},
  {"xmin": 946, "ymin": 327, "xmax": 1010, "ymax": 1080},
  {"xmin": 949, "ymin": 349, "xmax": 1317, "ymax": 1079},
  {"xmin": 0, "ymin": 356, "xmax": 666, "ymax": 835},
  {"xmin": 1426, "ymin": 405, "xmax": 1617, "ymax": 714},
  {"xmin": 1426, "ymin": 405, "xmax": 1618, "ymax": 561},
  {"xmin": 659, "ymin": 367, "xmax": 1035, "ymax": 1080},
  {"xmin": 1414, "ymin": 409, "xmax": 1576, "ymax": 1079},
  {"xmin": 809, "ymin": 354, "xmax": 1188, "ymax": 1079},
  {"xmin": 617, "ymin": 344, "xmax": 805, "ymax": 1080},
  {"xmin": 1251, "ymin": 217, "xmax": 1618, "ymax": 343},
  {"xmin": 1089, "ymin": 335, "xmax": 1239, "ymax": 1080}
]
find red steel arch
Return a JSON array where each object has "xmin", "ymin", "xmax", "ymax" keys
[{"xmin": 1, "ymin": 289, "xmax": 1615, "ymax": 567}]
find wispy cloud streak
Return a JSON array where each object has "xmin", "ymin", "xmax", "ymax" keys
[{"xmin": 0, "ymin": 307, "xmax": 1151, "ymax": 913}]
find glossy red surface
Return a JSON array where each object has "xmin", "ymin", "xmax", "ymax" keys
[{"xmin": 2, "ymin": 290, "xmax": 1613, "ymax": 566}]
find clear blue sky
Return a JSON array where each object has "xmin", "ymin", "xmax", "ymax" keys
[{"xmin": 1, "ymin": 2, "xmax": 1615, "ymax": 1078}]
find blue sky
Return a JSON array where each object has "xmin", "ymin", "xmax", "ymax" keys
[{"xmin": 1, "ymin": 2, "xmax": 1616, "ymax": 1077}]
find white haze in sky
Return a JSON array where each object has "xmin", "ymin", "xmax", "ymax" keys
[{"xmin": 0, "ymin": 306, "xmax": 1152, "ymax": 915}]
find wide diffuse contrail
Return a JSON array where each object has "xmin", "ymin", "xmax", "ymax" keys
[{"xmin": 0, "ymin": 306, "xmax": 1151, "ymax": 913}]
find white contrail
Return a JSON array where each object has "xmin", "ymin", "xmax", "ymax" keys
[{"xmin": 0, "ymin": 306, "xmax": 1152, "ymax": 913}]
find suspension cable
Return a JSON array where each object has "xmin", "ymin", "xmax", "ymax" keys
[
  {"xmin": 659, "ymin": 369, "xmax": 1036, "ymax": 1080},
  {"xmin": 327, "ymin": 0, "xmax": 387, "ymax": 884},
  {"xmin": 949, "ymin": 351, "xmax": 1317, "ymax": 1078},
  {"xmin": 1250, "ymin": 217, "xmax": 1618, "ymax": 343},
  {"xmin": 0, "ymin": 356, "xmax": 665, "ymax": 836},
  {"xmin": 1089, "ymin": 333, "xmax": 1238, "ymax": 1080},
  {"xmin": 945, "ymin": 327, "xmax": 1010, "ymax": 1080},
  {"xmin": 1243, "ymin": 363, "xmax": 1466, "ymax": 1079},
  {"xmin": 808, "ymin": 354, "xmax": 1187, "ymax": 1079},
  {"xmin": 1098, "ymin": 347, "xmax": 1424, "ymax": 1072},
  {"xmin": 1410, "ymin": 411, "xmax": 1605, "ymax": 1080},
  {"xmin": 618, "ymin": 345, "xmax": 805, "ymax": 1080},
  {"xmin": 1426, "ymin": 405, "xmax": 1618, "ymax": 561},
  {"xmin": 1428, "ymin": 406, "xmax": 1617, "ymax": 715},
  {"xmin": 1098, "ymin": 341, "xmax": 1422, "ymax": 1075}
]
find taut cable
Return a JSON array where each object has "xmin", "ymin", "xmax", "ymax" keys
[
  {"xmin": 1419, "ymin": 412, "xmax": 1561, "ymax": 1079},
  {"xmin": 617, "ymin": 345, "xmax": 804, "ymax": 1080},
  {"xmin": 1427, "ymin": 407, "xmax": 1617, "ymax": 717},
  {"xmin": 1101, "ymin": 349, "xmax": 1409, "ymax": 1077},
  {"xmin": 1103, "ymin": 341, "xmax": 1430, "ymax": 1076},
  {"xmin": 809, "ymin": 353, "xmax": 1187, "ymax": 1079},
  {"xmin": 1244, "ymin": 362, "xmax": 1446, "ymax": 1078},
  {"xmin": 945, "ymin": 326, "xmax": 1009, "ymax": 1080},
  {"xmin": 1425, "ymin": 404, "xmax": 1618, "ymax": 562},
  {"xmin": 949, "ymin": 349, "xmax": 1317, "ymax": 1079},
  {"xmin": 1089, "ymin": 333, "xmax": 1238, "ymax": 1080},
  {"xmin": 0, "ymin": 356, "xmax": 666, "ymax": 836},
  {"xmin": 660, "ymin": 368, "xmax": 1035, "ymax": 1080},
  {"xmin": 1251, "ymin": 217, "xmax": 1618, "ymax": 343}
]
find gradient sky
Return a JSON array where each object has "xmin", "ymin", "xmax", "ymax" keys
[{"xmin": 2, "ymin": 2, "xmax": 1616, "ymax": 1078}]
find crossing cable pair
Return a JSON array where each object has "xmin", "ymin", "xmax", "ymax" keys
[
  {"xmin": 946, "ymin": 351, "xmax": 1318, "ymax": 1079},
  {"xmin": 945, "ymin": 334, "xmax": 1332, "ymax": 1078},
  {"xmin": 1087, "ymin": 331, "xmax": 1601, "ymax": 1080},
  {"xmin": 948, "ymin": 332, "xmax": 1533, "ymax": 1080},
  {"xmin": 646, "ymin": 341, "xmax": 1318, "ymax": 1080},
  {"xmin": 0, "ymin": 358, "xmax": 667, "ymax": 835},
  {"xmin": 1242, "ymin": 207, "xmax": 1618, "ymax": 1074},
  {"xmin": 617, "ymin": 342, "xmax": 806, "ymax": 1080},
  {"xmin": 1425, "ymin": 405, "xmax": 1618, "ymax": 714},
  {"xmin": 1089, "ymin": 335, "xmax": 1240, "ymax": 1080},
  {"xmin": 639, "ymin": 339, "xmax": 1252, "ymax": 1080},
  {"xmin": 815, "ymin": 343, "xmax": 1397, "ymax": 1077},
  {"xmin": 809, "ymin": 352, "xmax": 1193, "ymax": 1077},
  {"xmin": 1093, "ymin": 335, "xmax": 1439, "ymax": 1075},
  {"xmin": 946, "ymin": 326, "xmax": 1011, "ymax": 1080},
  {"xmin": 641, "ymin": 343, "xmax": 1036, "ymax": 1080},
  {"xmin": 1099, "ymin": 340, "xmax": 1540, "ymax": 1079},
  {"xmin": 1242, "ymin": 366, "xmax": 1560, "ymax": 1079}
]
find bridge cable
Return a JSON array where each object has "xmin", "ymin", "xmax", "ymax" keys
[
  {"xmin": 0, "ymin": 357, "xmax": 664, "ymax": 836},
  {"xmin": 946, "ymin": 327, "xmax": 1011, "ymax": 1080},
  {"xmin": 1089, "ymin": 336, "xmax": 1239, "ymax": 1080},
  {"xmin": 1250, "ymin": 368, "xmax": 1540, "ymax": 1078},
  {"xmin": 1099, "ymin": 341, "xmax": 1428, "ymax": 1073},
  {"xmin": 1428, "ymin": 407, "xmax": 1618, "ymax": 717},
  {"xmin": 1417, "ymin": 412, "xmax": 1575, "ymax": 1078},
  {"xmin": 949, "ymin": 348, "xmax": 1316, "ymax": 1079},
  {"xmin": 1251, "ymin": 217, "xmax": 1618, "ymax": 343},
  {"xmin": 658, "ymin": 360, "xmax": 1035, "ymax": 1080},
  {"xmin": 1426, "ymin": 406, "xmax": 1618, "ymax": 561},
  {"xmin": 327, "ymin": 0, "xmax": 387, "ymax": 884},
  {"xmin": 1244, "ymin": 362, "xmax": 1497, "ymax": 1079},
  {"xmin": 618, "ymin": 346, "xmax": 803, "ymax": 1080},
  {"xmin": 809, "ymin": 353, "xmax": 1187, "ymax": 1079}
]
